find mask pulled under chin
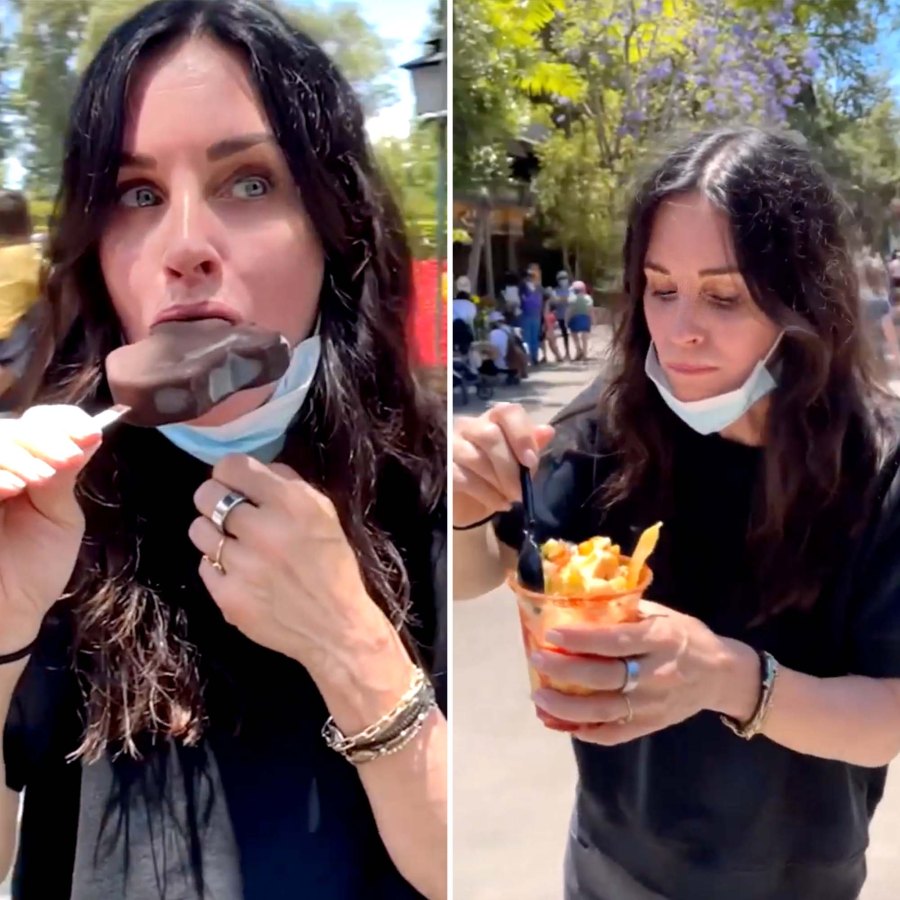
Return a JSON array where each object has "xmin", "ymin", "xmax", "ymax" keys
[
  {"xmin": 644, "ymin": 333, "xmax": 782, "ymax": 436},
  {"xmin": 157, "ymin": 331, "xmax": 322, "ymax": 466}
]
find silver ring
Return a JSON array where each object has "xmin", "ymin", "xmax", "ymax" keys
[
  {"xmin": 211, "ymin": 491, "xmax": 249, "ymax": 535},
  {"xmin": 620, "ymin": 657, "xmax": 641, "ymax": 694},
  {"xmin": 617, "ymin": 695, "xmax": 634, "ymax": 726}
]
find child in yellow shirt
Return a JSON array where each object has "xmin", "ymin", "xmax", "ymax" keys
[{"xmin": 0, "ymin": 191, "xmax": 43, "ymax": 404}]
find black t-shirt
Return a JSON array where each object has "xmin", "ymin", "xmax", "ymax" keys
[
  {"xmin": 4, "ymin": 429, "xmax": 446, "ymax": 899},
  {"xmin": 495, "ymin": 387, "xmax": 900, "ymax": 900}
]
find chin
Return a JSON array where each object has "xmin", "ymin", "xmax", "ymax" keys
[{"xmin": 185, "ymin": 383, "xmax": 277, "ymax": 427}]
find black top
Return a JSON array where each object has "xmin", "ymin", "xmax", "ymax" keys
[
  {"xmin": 495, "ymin": 385, "xmax": 900, "ymax": 900},
  {"xmin": 4, "ymin": 429, "xmax": 446, "ymax": 899}
]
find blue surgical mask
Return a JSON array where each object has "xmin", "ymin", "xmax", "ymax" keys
[
  {"xmin": 644, "ymin": 333, "xmax": 783, "ymax": 436},
  {"xmin": 158, "ymin": 329, "xmax": 322, "ymax": 465}
]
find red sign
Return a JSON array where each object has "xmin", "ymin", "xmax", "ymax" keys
[{"xmin": 408, "ymin": 258, "xmax": 447, "ymax": 367}]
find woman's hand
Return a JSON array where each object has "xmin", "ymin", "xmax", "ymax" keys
[
  {"xmin": 0, "ymin": 405, "xmax": 102, "ymax": 651},
  {"xmin": 453, "ymin": 403, "xmax": 555, "ymax": 528},
  {"xmin": 531, "ymin": 600, "xmax": 758, "ymax": 745},
  {"xmin": 188, "ymin": 453, "xmax": 397, "ymax": 679}
]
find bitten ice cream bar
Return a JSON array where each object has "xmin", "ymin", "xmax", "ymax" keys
[{"xmin": 97, "ymin": 318, "xmax": 292, "ymax": 428}]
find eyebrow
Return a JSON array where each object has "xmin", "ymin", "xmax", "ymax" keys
[
  {"xmin": 644, "ymin": 261, "xmax": 741, "ymax": 277},
  {"xmin": 119, "ymin": 132, "xmax": 276, "ymax": 168}
]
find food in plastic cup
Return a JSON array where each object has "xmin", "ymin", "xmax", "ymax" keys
[{"xmin": 507, "ymin": 563, "xmax": 653, "ymax": 731}]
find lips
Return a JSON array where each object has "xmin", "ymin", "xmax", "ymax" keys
[
  {"xmin": 153, "ymin": 302, "xmax": 241, "ymax": 327},
  {"xmin": 665, "ymin": 362, "xmax": 718, "ymax": 374}
]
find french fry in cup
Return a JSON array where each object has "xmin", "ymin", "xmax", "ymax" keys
[{"xmin": 508, "ymin": 523, "xmax": 662, "ymax": 731}]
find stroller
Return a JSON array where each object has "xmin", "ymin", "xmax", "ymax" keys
[{"xmin": 452, "ymin": 318, "xmax": 487, "ymax": 404}]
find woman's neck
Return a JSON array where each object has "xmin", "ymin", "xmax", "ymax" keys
[{"xmin": 718, "ymin": 395, "xmax": 770, "ymax": 447}]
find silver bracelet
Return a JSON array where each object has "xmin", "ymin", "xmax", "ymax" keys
[
  {"xmin": 322, "ymin": 666, "xmax": 435, "ymax": 760},
  {"xmin": 343, "ymin": 698, "xmax": 437, "ymax": 765}
]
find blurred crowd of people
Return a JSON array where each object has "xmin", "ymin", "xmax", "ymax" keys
[
  {"xmin": 857, "ymin": 246, "xmax": 900, "ymax": 380},
  {"xmin": 451, "ymin": 264, "xmax": 595, "ymax": 402}
]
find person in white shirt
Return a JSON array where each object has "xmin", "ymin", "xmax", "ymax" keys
[
  {"xmin": 453, "ymin": 276, "xmax": 477, "ymax": 326},
  {"xmin": 487, "ymin": 311, "xmax": 509, "ymax": 368}
]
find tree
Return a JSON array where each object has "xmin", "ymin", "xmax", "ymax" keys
[
  {"xmin": 453, "ymin": 0, "xmax": 578, "ymax": 283},
  {"xmin": 285, "ymin": 3, "xmax": 398, "ymax": 116},
  {"xmin": 77, "ymin": 0, "xmax": 398, "ymax": 116},
  {"xmin": 375, "ymin": 124, "xmax": 440, "ymax": 260},
  {"xmin": 9, "ymin": 0, "xmax": 91, "ymax": 198},
  {"xmin": 3, "ymin": 0, "xmax": 399, "ymax": 196},
  {"xmin": 526, "ymin": 0, "xmax": 819, "ymax": 282}
]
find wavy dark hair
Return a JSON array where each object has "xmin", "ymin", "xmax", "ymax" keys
[
  {"xmin": 601, "ymin": 127, "xmax": 895, "ymax": 620},
  {"xmin": 21, "ymin": 0, "xmax": 445, "ymax": 762}
]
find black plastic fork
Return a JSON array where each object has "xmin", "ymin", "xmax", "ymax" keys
[{"xmin": 517, "ymin": 464, "xmax": 545, "ymax": 592}]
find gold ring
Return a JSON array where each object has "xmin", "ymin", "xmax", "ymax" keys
[
  {"xmin": 617, "ymin": 695, "xmax": 633, "ymax": 726},
  {"xmin": 203, "ymin": 536, "xmax": 227, "ymax": 575}
]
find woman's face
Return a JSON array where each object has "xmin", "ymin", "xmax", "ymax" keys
[
  {"xmin": 99, "ymin": 38, "xmax": 324, "ymax": 425},
  {"xmin": 642, "ymin": 191, "xmax": 780, "ymax": 402}
]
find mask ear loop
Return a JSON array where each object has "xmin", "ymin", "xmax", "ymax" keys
[{"xmin": 762, "ymin": 330, "xmax": 786, "ymax": 367}]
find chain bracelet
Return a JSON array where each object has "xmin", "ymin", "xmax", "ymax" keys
[
  {"xmin": 343, "ymin": 695, "xmax": 438, "ymax": 765},
  {"xmin": 322, "ymin": 666, "xmax": 429, "ymax": 755}
]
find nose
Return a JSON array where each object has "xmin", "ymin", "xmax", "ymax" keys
[
  {"xmin": 668, "ymin": 295, "xmax": 705, "ymax": 346},
  {"xmin": 160, "ymin": 190, "xmax": 222, "ymax": 287}
]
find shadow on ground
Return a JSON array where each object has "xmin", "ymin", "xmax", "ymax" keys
[{"xmin": 453, "ymin": 360, "xmax": 605, "ymax": 418}]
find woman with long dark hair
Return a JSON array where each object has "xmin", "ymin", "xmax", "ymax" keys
[
  {"xmin": 454, "ymin": 128, "xmax": 900, "ymax": 899},
  {"xmin": 0, "ymin": 1, "xmax": 446, "ymax": 898}
]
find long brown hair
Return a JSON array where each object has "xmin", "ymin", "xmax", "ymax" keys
[
  {"xmin": 24, "ymin": 0, "xmax": 445, "ymax": 762},
  {"xmin": 600, "ymin": 127, "xmax": 896, "ymax": 620}
]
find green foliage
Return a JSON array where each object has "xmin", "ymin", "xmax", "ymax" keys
[
  {"xmin": 453, "ymin": 0, "xmax": 570, "ymax": 193},
  {"xmin": 26, "ymin": 196, "xmax": 54, "ymax": 231},
  {"xmin": 456, "ymin": 0, "xmax": 900, "ymax": 284},
  {"xmin": 77, "ymin": 0, "xmax": 146, "ymax": 71},
  {"xmin": 284, "ymin": 3, "xmax": 398, "ymax": 115},
  {"xmin": 9, "ymin": 0, "xmax": 92, "ymax": 198},
  {"xmin": 375, "ymin": 122, "xmax": 443, "ymax": 259},
  {"xmin": 3, "ymin": 0, "xmax": 401, "ymax": 197}
]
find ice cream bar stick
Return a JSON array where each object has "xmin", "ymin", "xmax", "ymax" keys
[{"xmin": 91, "ymin": 404, "xmax": 130, "ymax": 431}]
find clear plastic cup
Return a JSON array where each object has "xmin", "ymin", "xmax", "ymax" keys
[{"xmin": 507, "ymin": 563, "xmax": 653, "ymax": 731}]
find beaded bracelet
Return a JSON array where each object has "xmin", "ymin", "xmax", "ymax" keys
[
  {"xmin": 322, "ymin": 667, "xmax": 436, "ymax": 764},
  {"xmin": 720, "ymin": 650, "xmax": 779, "ymax": 740}
]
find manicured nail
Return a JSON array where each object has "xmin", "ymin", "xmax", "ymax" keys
[
  {"xmin": 0, "ymin": 472, "xmax": 26, "ymax": 491},
  {"xmin": 31, "ymin": 460, "xmax": 56, "ymax": 479},
  {"xmin": 523, "ymin": 449, "xmax": 538, "ymax": 469}
]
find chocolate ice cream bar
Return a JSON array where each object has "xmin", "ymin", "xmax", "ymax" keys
[{"xmin": 99, "ymin": 319, "xmax": 291, "ymax": 427}]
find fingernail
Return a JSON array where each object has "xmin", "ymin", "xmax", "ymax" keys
[
  {"xmin": 0, "ymin": 472, "xmax": 25, "ymax": 491},
  {"xmin": 546, "ymin": 630, "xmax": 562, "ymax": 643},
  {"xmin": 31, "ymin": 460, "xmax": 56, "ymax": 479},
  {"xmin": 523, "ymin": 449, "xmax": 538, "ymax": 469}
]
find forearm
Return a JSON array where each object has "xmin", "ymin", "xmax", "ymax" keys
[
  {"xmin": 713, "ymin": 639, "xmax": 900, "ymax": 767},
  {"xmin": 453, "ymin": 522, "xmax": 505, "ymax": 599},
  {"xmin": 308, "ymin": 613, "xmax": 447, "ymax": 900}
]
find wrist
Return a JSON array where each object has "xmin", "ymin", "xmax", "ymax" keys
[
  {"xmin": 306, "ymin": 603, "xmax": 417, "ymax": 736},
  {"xmin": 710, "ymin": 638, "xmax": 761, "ymax": 722}
]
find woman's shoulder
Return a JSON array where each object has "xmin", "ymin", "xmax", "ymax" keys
[{"xmin": 545, "ymin": 374, "xmax": 612, "ymax": 458}]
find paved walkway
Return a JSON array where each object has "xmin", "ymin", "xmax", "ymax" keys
[{"xmin": 453, "ymin": 330, "xmax": 900, "ymax": 899}]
